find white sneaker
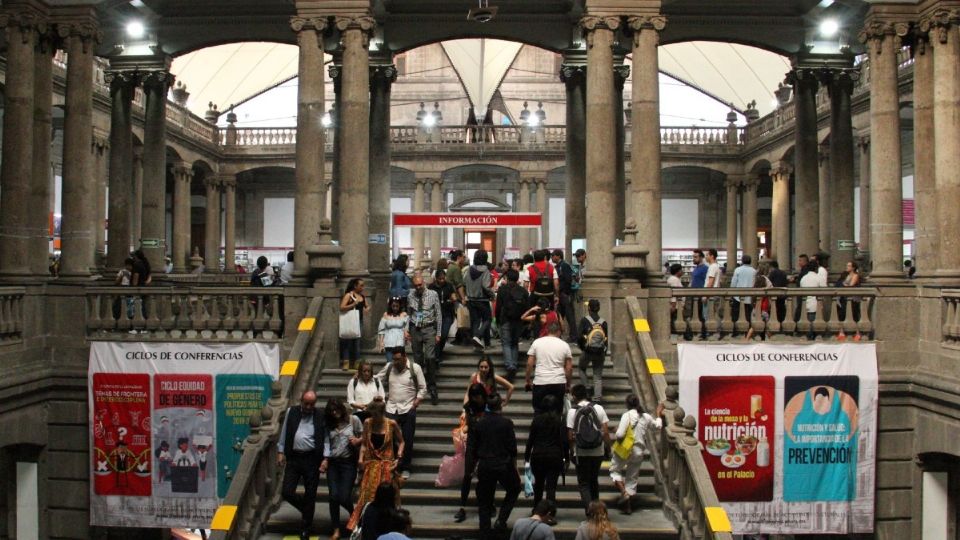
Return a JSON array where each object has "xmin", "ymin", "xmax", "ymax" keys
[{"xmin": 472, "ymin": 336, "xmax": 484, "ymax": 349}]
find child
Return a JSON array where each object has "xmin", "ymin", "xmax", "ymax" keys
[
  {"xmin": 577, "ymin": 299, "xmax": 608, "ymax": 400},
  {"xmin": 155, "ymin": 440, "xmax": 172, "ymax": 482},
  {"xmin": 196, "ymin": 444, "xmax": 210, "ymax": 481}
]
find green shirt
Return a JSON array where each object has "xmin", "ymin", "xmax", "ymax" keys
[{"xmin": 446, "ymin": 263, "xmax": 463, "ymax": 290}]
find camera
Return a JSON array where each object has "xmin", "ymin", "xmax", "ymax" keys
[{"xmin": 467, "ymin": 6, "xmax": 497, "ymax": 23}]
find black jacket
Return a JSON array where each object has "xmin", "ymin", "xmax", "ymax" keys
[
  {"xmin": 282, "ymin": 405, "xmax": 326, "ymax": 461},
  {"xmin": 524, "ymin": 413, "xmax": 568, "ymax": 462},
  {"xmin": 468, "ymin": 412, "xmax": 517, "ymax": 469}
]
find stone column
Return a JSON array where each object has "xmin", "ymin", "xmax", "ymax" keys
[
  {"xmin": 0, "ymin": 8, "xmax": 38, "ymax": 277},
  {"xmin": 787, "ymin": 67, "xmax": 820, "ymax": 262},
  {"xmin": 858, "ymin": 20, "xmax": 908, "ymax": 278},
  {"xmin": 857, "ymin": 136, "xmax": 871, "ymax": 260},
  {"xmin": 742, "ymin": 176, "xmax": 759, "ymax": 262},
  {"xmin": 291, "ymin": 17, "xmax": 327, "ymax": 280},
  {"xmin": 140, "ymin": 68, "xmax": 174, "ymax": 270},
  {"xmin": 329, "ymin": 61, "xmax": 342, "ymax": 238},
  {"xmin": 132, "ymin": 148, "xmax": 143, "ymax": 245},
  {"xmin": 430, "ymin": 178, "xmax": 443, "ymax": 265},
  {"xmin": 535, "ymin": 177, "xmax": 548, "ymax": 248},
  {"xmin": 335, "ymin": 16, "xmax": 374, "ymax": 277},
  {"xmin": 30, "ymin": 26, "xmax": 54, "ymax": 276},
  {"xmin": 369, "ymin": 61, "xmax": 396, "ymax": 273},
  {"xmin": 58, "ymin": 17, "xmax": 100, "ymax": 276},
  {"xmin": 517, "ymin": 177, "xmax": 532, "ymax": 254},
  {"xmin": 222, "ymin": 175, "xmax": 237, "ymax": 273},
  {"xmin": 928, "ymin": 11, "xmax": 960, "ymax": 277},
  {"xmin": 581, "ymin": 15, "xmax": 620, "ymax": 274},
  {"xmin": 412, "ymin": 177, "xmax": 427, "ymax": 269},
  {"xmin": 171, "ymin": 162, "xmax": 193, "ymax": 272},
  {"xmin": 204, "ymin": 176, "xmax": 221, "ymax": 272},
  {"xmin": 818, "ymin": 143, "xmax": 831, "ymax": 253},
  {"xmin": 628, "ymin": 15, "xmax": 666, "ymax": 271},
  {"xmin": 613, "ymin": 63, "xmax": 629, "ymax": 239},
  {"xmin": 771, "ymin": 163, "xmax": 792, "ymax": 265},
  {"xmin": 93, "ymin": 137, "xmax": 109, "ymax": 268},
  {"xmin": 725, "ymin": 177, "xmax": 739, "ymax": 263},
  {"xmin": 911, "ymin": 27, "xmax": 936, "ymax": 275},
  {"xmin": 106, "ymin": 70, "xmax": 137, "ymax": 270},
  {"xmin": 827, "ymin": 68, "xmax": 858, "ymax": 265},
  {"xmin": 560, "ymin": 59, "xmax": 586, "ymax": 252}
]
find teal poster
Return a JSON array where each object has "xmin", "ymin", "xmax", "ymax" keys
[{"xmin": 215, "ymin": 374, "xmax": 273, "ymax": 497}]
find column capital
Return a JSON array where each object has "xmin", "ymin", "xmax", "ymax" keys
[
  {"xmin": 580, "ymin": 16, "xmax": 621, "ymax": 47},
  {"xmin": 613, "ymin": 64, "xmax": 631, "ymax": 86},
  {"xmin": 370, "ymin": 64, "xmax": 398, "ymax": 87},
  {"xmin": 518, "ymin": 176, "xmax": 534, "ymax": 187},
  {"xmin": 142, "ymin": 70, "xmax": 175, "ymax": 92},
  {"xmin": 626, "ymin": 14, "xmax": 667, "ymax": 32},
  {"xmin": 290, "ymin": 16, "xmax": 327, "ymax": 33},
  {"xmin": 334, "ymin": 15, "xmax": 375, "ymax": 46},
  {"xmin": 427, "ymin": 177, "xmax": 444, "ymax": 187},
  {"xmin": 413, "ymin": 175, "xmax": 431, "ymax": 187},
  {"xmin": 93, "ymin": 131, "xmax": 110, "ymax": 151},
  {"xmin": 104, "ymin": 69, "xmax": 140, "ymax": 92},
  {"xmin": 742, "ymin": 175, "xmax": 761, "ymax": 191},
  {"xmin": 0, "ymin": 5, "xmax": 45, "ymax": 42},
  {"xmin": 204, "ymin": 175, "xmax": 222, "ymax": 190},
  {"xmin": 172, "ymin": 162, "xmax": 193, "ymax": 181},
  {"xmin": 328, "ymin": 62, "xmax": 342, "ymax": 93},
  {"xmin": 220, "ymin": 174, "xmax": 237, "ymax": 190},
  {"xmin": 785, "ymin": 67, "xmax": 820, "ymax": 92},
  {"xmin": 559, "ymin": 64, "xmax": 586, "ymax": 86},
  {"xmin": 923, "ymin": 8, "xmax": 960, "ymax": 44},
  {"xmin": 818, "ymin": 145, "xmax": 830, "ymax": 164},
  {"xmin": 724, "ymin": 176, "xmax": 742, "ymax": 190},
  {"xmin": 858, "ymin": 19, "xmax": 911, "ymax": 52},
  {"xmin": 532, "ymin": 177, "xmax": 549, "ymax": 187},
  {"xmin": 54, "ymin": 8, "xmax": 101, "ymax": 53},
  {"xmin": 857, "ymin": 133, "xmax": 871, "ymax": 150},
  {"xmin": 772, "ymin": 162, "xmax": 794, "ymax": 179}
]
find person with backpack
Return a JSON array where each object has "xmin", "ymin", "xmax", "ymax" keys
[
  {"xmin": 566, "ymin": 384, "xmax": 610, "ymax": 512},
  {"xmin": 463, "ymin": 249, "xmax": 495, "ymax": 350},
  {"xmin": 577, "ymin": 299, "xmax": 608, "ymax": 401},
  {"xmin": 376, "ymin": 348, "xmax": 426, "ymax": 479},
  {"xmin": 551, "ymin": 249, "xmax": 577, "ymax": 342},
  {"xmin": 495, "ymin": 268, "xmax": 530, "ymax": 381},
  {"xmin": 528, "ymin": 249, "xmax": 559, "ymax": 306},
  {"xmin": 609, "ymin": 394, "xmax": 663, "ymax": 515},
  {"xmin": 347, "ymin": 360, "xmax": 385, "ymax": 422}
]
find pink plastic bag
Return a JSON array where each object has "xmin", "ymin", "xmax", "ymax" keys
[{"xmin": 435, "ymin": 450, "xmax": 465, "ymax": 487}]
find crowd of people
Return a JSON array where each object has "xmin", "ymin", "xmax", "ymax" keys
[
  {"xmin": 667, "ymin": 249, "xmax": 866, "ymax": 341},
  {"xmin": 275, "ymin": 247, "xmax": 661, "ymax": 540}
]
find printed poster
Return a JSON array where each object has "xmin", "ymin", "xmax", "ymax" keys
[
  {"xmin": 88, "ymin": 342, "xmax": 278, "ymax": 528},
  {"xmin": 679, "ymin": 343, "xmax": 877, "ymax": 535}
]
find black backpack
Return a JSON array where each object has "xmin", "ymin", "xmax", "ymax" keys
[
  {"xmin": 531, "ymin": 264, "xmax": 555, "ymax": 297},
  {"xmin": 573, "ymin": 403, "xmax": 603, "ymax": 449},
  {"xmin": 501, "ymin": 284, "xmax": 528, "ymax": 320}
]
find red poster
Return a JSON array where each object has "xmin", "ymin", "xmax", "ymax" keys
[
  {"xmin": 92, "ymin": 373, "xmax": 152, "ymax": 496},
  {"xmin": 698, "ymin": 375, "xmax": 775, "ymax": 502}
]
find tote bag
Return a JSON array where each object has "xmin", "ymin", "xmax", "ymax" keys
[
  {"xmin": 339, "ymin": 306, "xmax": 361, "ymax": 339},
  {"xmin": 611, "ymin": 420, "xmax": 636, "ymax": 461}
]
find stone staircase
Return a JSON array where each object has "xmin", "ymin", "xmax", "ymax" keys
[{"xmin": 260, "ymin": 343, "xmax": 678, "ymax": 540}]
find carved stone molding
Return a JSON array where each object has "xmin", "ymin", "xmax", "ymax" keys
[
  {"xmin": 785, "ymin": 68, "xmax": 819, "ymax": 93},
  {"xmin": 220, "ymin": 175, "xmax": 237, "ymax": 190},
  {"xmin": 580, "ymin": 16, "xmax": 621, "ymax": 48},
  {"xmin": 334, "ymin": 15, "xmax": 375, "ymax": 47},
  {"xmin": 290, "ymin": 16, "xmax": 326, "ymax": 33},
  {"xmin": 55, "ymin": 21, "xmax": 102, "ymax": 53},
  {"xmin": 858, "ymin": 20, "xmax": 911, "ymax": 52},
  {"xmin": 104, "ymin": 70, "xmax": 140, "ymax": 92},
  {"xmin": 626, "ymin": 15, "xmax": 667, "ymax": 32},
  {"xmin": 141, "ymin": 70, "xmax": 175, "ymax": 92},
  {"xmin": 559, "ymin": 64, "xmax": 586, "ymax": 87},
  {"xmin": 370, "ymin": 64, "xmax": 398, "ymax": 87},
  {"xmin": 926, "ymin": 8, "xmax": 960, "ymax": 44}
]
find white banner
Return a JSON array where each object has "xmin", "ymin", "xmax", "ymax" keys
[
  {"xmin": 88, "ymin": 341, "xmax": 279, "ymax": 528},
  {"xmin": 678, "ymin": 343, "xmax": 877, "ymax": 534}
]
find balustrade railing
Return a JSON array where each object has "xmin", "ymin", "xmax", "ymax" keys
[
  {"xmin": 0, "ymin": 287, "xmax": 25, "ymax": 344},
  {"xmin": 623, "ymin": 296, "xmax": 733, "ymax": 540},
  {"xmin": 943, "ymin": 290, "xmax": 960, "ymax": 344},
  {"xmin": 660, "ymin": 126, "xmax": 741, "ymax": 145},
  {"xmin": 86, "ymin": 286, "xmax": 283, "ymax": 340},
  {"xmin": 209, "ymin": 297, "xmax": 326, "ymax": 539},
  {"xmin": 670, "ymin": 287, "xmax": 877, "ymax": 341}
]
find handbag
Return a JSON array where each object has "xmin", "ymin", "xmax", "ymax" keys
[
  {"xmin": 611, "ymin": 419, "xmax": 637, "ymax": 460},
  {"xmin": 339, "ymin": 300, "xmax": 362, "ymax": 340}
]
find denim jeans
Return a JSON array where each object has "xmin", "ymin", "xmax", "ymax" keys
[
  {"xmin": 499, "ymin": 320, "xmax": 520, "ymax": 371},
  {"xmin": 468, "ymin": 300, "xmax": 492, "ymax": 346},
  {"xmin": 326, "ymin": 457, "xmax": 357, "ymax": 535}
]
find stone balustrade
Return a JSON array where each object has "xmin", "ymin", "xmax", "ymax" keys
[
  {"xmin": 209, "ymin": 297, "xmax": 326, "ymax": 539},
  {"xmin": 659, "ymin": 125, "xmax": 738, "ymax": 145},
  {"xmin": 943, "ymin": 290, "xmax": 960, "ymax": 344},
  {"xmin": 623, "ymin": 296, "xmax": 734, "ymax": 540},
  {"xmin": 0, "ymin": 287, "xmax": 25, "ymax": 344},
  {"xmin": 670, "ymin": 287, "xmax": 877, "ymax": 341},
  {"xmin": 86, "ymin": 286, "xmax": 283, "ymax": 340}
]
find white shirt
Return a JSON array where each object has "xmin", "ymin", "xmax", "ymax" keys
[
  {"xmin": 280, "ymin": 261, "xmax": 295, "ymax": 284},
  {"xmin": 706, "ymin": 262, "xmax": 722, "ymax": 287},
  {"xmin": 615, "ymin": 409, "xmax": 663, "ymax": 458},
  {"xmin": 666, "ymin": 275, "xmax": 682, "ymax": 306},
  {"xmin": 800, "ymin": 270, "xmax": 826, "ymax": 313},
  {"xmin": 817, "ymin": 266, "xmax": 829, "ymax": 284},
  {"xmin": 376, "ymin": 362, "xmax": 427, "ymax": 415},
  {"xmin": 527, "ymin": 336, "xmax": 572, "ymax": 386},
  {"xmin": 566, "ymin": 400, "xmax": 609, "ymax": 457},
  {"xmin": 347, "ymin": 377, "xmax": 385, "ymax": 411}
]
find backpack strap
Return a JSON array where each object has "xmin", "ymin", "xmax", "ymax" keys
[{"xmin": 586, "ymin": 315, "xmax": 596, "ymax": 325}]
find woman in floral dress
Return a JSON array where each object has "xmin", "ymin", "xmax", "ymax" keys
[{"xmin": 347, "ymin": 398, "xmax": 405, "ymax": 532}]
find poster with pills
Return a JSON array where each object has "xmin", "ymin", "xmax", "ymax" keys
[
  {"xmin": 679, "ymin": 343, "xmax": 877, "ymax": 535},
  {"xmin": 88, "ymin": 341, "xmax": 278, "ymax": 528}
]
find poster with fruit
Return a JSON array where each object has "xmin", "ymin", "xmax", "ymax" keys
[{"xmin": 698, "ymin": 375, "xmax": 774, "ymax": 502}]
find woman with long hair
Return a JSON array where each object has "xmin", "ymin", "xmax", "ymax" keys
[
  {"xmin": 389, "ymin": 255, "xmax": 412, "ymax": 308},
  {"xmin": 377, "ymin": 297, "xmax": 410, "ymax": 364},
  {"xmin": 524, "ymin": 393, "xmax": 567, "ymax": 514},
  {"xmin": 347, "ymin": 399, "xmax": 404, "ymax": 532},
  {"xmin": 339, "ymin": 278, "xmax": 370, "ymax": 370},
  {"xmin": 521, "ymin": 296, "xmax": 564, "ymax": 339},
  {"xmin": 609, "ymin": 394, "xmax": 664, "ymax": 515},
  {"xmin": 452, "ymin": 383, "xmax": 488, "ymax": 522},
  {"xmin": 837, "ymin": 260, "xmax": 863, "ymax": 341},
  {"xmin": 347, "ymin": 359, "xmax": 385, "ymax": 422},
  {"xmin": 359, "ymin": 481, "xmax": 398, "ymax": 540},
  {"xmin": 575, "ymin": 501, "xmax": 620, "ymax": 540},
  {"xmin": 322, "ymin": 398, "xmax": 363, "ymax": 540},
  {"xmin": 463, "ymin": 355, "xmax": 514, "ymax": 405}
]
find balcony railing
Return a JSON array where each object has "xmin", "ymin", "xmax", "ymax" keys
[
  {"xmin": 86, "ymin": 286, "xmax": 283, "ymax": 340},
  {"xmin": 944, "ymin": 290, "xmax": 960, "ymax": 344},
  {"xmin": 670, "ymin": 287, "xmax": 877, "ymax": 341},
  {"xmin": 219, "ymin": 124, "xmax": 745, "ymax": 149},
  {"xmin": 0, "ymin": 287, "xmax": 25, "ymax": 344}
]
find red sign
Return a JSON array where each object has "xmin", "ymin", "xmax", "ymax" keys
[{"xmin": 393, "ymin": 212, "xmax": 542, "ymax": 228}]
